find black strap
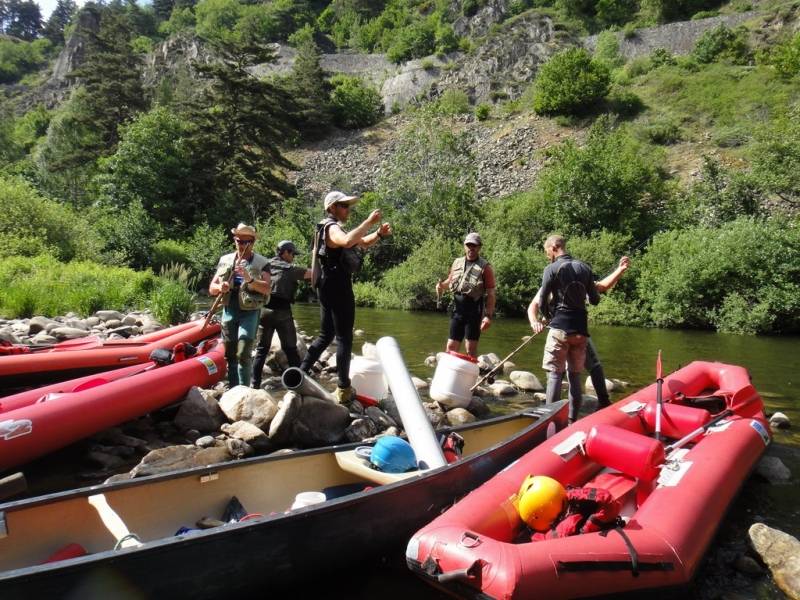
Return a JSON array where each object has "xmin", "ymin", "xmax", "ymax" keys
[{"xmin": 600, "ymin": 525, "xmax": 640, "ymax": 576}]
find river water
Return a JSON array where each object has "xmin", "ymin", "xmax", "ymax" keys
[{"xmin": 289, "ymin": 303, "xmax": 800, "ymax": 599}]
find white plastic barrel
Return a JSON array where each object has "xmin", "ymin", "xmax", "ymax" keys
[
  {"xmin": 291, "ymin": 491, "xmax": 326, "ymax": 510},
  {"xmin": 429, "ymin": 352, "xmax": 480, "ymax": 409},
  {"xmin": 349, "ymin": 356, "xmax": 388, "ymax": 400}
]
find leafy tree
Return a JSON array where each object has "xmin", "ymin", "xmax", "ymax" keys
[
  {"xmin": 94, "ymin": 106, "xmax": 195, "ymax": 235},
  {"xmin": 386, "ymin": 20, "xmax": 435, "ymax": 63},
  {"xmin": 329, "ymin": 73, "xmax": 383, "ymax": 129},
  {"xmin": 596, "ymin": 0, "xmax": 638, "ymax": 27},
  {"xmin": 750, "ymin": 110, "xmax": 800, "ymax": 207},
  {"xmin": 767, "ymin": 31, "xmax": 800, "ymax": 79},
  {"xmin": 692, "ymin": 24, "xmax": 751, "ymax": 64},
  {"xmin": 532, "ymin": 47, "xmax": 611, "ymax": 115},
  {"xmin": 0, "ymin": 36, "xmax": 50, "ymax": 83},
  {"xmin": 43, "ymin": 0, "xmax": 77, "ymax": 44},
  {"xmin": 185, "ymin": 39, "xmax": 297, "ymax": 223}
]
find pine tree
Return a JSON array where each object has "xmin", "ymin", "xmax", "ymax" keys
[
  {"xmin": 186, "ymin": 39, "xmax": 297, "ymax": 223},
  {"xmin": 152, "ymin": 0, "xmax": 174, "ymax": 22},
  {"xmin": 2, "ymin": 0, "xmax": 42, "ymax": 40},
  {"xmin": 43, "ymin": 0, "xmax": 77, "ymax": 44},
  {"xmin": 283, "ymin": 26, "xmax": 333, "ymax": 139}
]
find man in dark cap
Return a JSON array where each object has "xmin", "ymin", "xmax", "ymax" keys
[
  {"xmin": 251, "ymin": 240, "xmax": 312, "ymax": 388},
  {"xmin": 436, "ymin": 232, "xmax": 496, "ymax": 357}
]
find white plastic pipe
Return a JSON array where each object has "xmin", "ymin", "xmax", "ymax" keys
[{"xmin": 376, "ymin": 337, "xmax": 446, "ymax": 470}]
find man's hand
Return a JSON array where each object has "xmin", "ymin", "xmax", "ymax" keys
[
  {"xmin": 234, "ymin": 260, "xmax": 253, "ymax": 283},
  {"xmin": 619, "ymin": 256, "xmax": 630, "ymax": 272},
  {"xmin": 480, "ymin": 316, "xmax": 492, "ymax": 332},
  {"xmin": 530, "ymin": 320, "xmax": 545, "ymax": 334},
  {"xmin": 219, "ymin": 281, "xmax": 231, "ymax": 294},
  {"xmin": 378, "ymin": 222, "xmax": 392, "ymax": 237},
  {"xmin": 367, "ymin": 209, "xmax": 382, "ymax": 225}
]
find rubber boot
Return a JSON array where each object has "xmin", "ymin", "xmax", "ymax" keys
[
  {"xmin": 545, "ymin": 371, "xmax": 563, "ymax": 405},
  {"xmin": 566, "ymin": 370, "xmax": 583, "ymax": 423}
]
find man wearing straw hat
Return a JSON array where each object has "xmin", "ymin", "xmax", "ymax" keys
[
  {"xmin": 209, "ymin": 223, "xmax": 270, "ymax": 387},
  {"xmin": 300, "ymin": 191, "xmax": 392, "ymax": 404}
]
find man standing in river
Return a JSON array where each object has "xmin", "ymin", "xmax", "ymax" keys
[
  {"xmin": 436, "ymin": 232, "xmax": 496, "ymax": 358},
  {"xmin": 251, "ymin": 240, "xmax": 311, "ymax": 388},
  {"xmin": 209, "ymin": 224, "xmax": 270, "ymax": 388}
]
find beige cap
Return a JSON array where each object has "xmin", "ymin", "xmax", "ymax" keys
[
  {"xmin": 231, "ymin": 223, "xmax": 257, "ymax": 238},
  {"xmin": 324, "ymin": 191, "xmax": 359, "ymax": 211},
  {"xmin": 464, "ymin": 232, "xmax": 482, "ymax": 246}
]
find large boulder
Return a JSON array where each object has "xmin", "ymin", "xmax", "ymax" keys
[
  {"xmin": 174, "ymin": 387, "xmax": 227, "ymax": 432},
  {"xmin": 756, "ymin": 456, "xmax": 792, "ymax": 484},
  {"xmin": 510, "ymin": 370, "xmax": 544, "ymax": 392},
  {"xmin": 218, "ymin": 386, "xmax": 279, "ymax": 429},
  {"xmin": 51, "ymin": 326, "xmax": 91, "ymax": 340},
  {"xmin": 95, "ymin": 310, "xmax": 124, "ymax": 322},
  {"xmin": 749, "ymin": 523, "xmax": 800, "ymax": 599},
  {"xmin": 446, "ymin": 408, "xmax": 476, "ymax": 426},
  {"xmin": 291, "ymin": 396, "xmax": 350, "ymax": 447},
  {"xmin": 129, "ymin": 444, "xmax": 233, "ymax": 478},
  {"xmin": 268, "ymin": 392, "xmax": 301, "ymax": 446},
  {"xmin": 221, "ymin": 421, "xmax": 271, "ymax": 451},
  {"xmin": 28, "ymin": 316, "xmax": 55, "ymax": 335},
  {"xmin": 345, "ymin": 418, "xmax": 378, "ymax": 443}
]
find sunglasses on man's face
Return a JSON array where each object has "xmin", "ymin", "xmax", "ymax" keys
[
  {"xmin": 465, "ymin": 243, "xmax": 479, "ymax": 249},
  {"xmin": 234, "ymin": 238, "xmax": 254, "ymax": 245},
  {"xmin": 334, "ymin": 203, "xmax": 351, "ymax": 210}
]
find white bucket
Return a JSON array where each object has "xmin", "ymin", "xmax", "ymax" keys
[
  {"xmin": 429, "ymin": 352, "xmax": 479, "ymax": 409},
  {"xmin": 350, "ymin": 356, "xmax": 388, "ymax": 400},
  {"xmin": 290, "ymin": 491, "xmax": 326, "ymax": 510}
]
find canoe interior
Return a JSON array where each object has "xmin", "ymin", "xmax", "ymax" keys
[{"xmin": 0, "ymin": 413, "xmax": 539, "ymax": 572}]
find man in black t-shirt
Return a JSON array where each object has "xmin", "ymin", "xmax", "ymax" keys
[
  {"xmin": 251, "ymin": 240, "xmax": 311, "ymax": 388},
  {"xmin": 531, "ymin": 235, "xmax": 599, "ymax": 423}
]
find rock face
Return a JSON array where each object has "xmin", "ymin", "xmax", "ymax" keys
[
  {"xmin": 46, "ymin": 6, "xmax": 101, "ymax": 100},
  {"xmin": 749, "ymin": 523, "xmax": 800, "ymax": 599},
  {"xmin": 218, "ymin": 386, "xmax": 279, "ymax": 429}
]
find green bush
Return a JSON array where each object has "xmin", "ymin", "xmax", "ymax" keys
[
  {"xmin": 436, "ymin": 88, "xmax": 471, "ymax": 115},
  {"xmin": 594, "ymin": 31, "xmax": 624, "ymax": 70},
  {"xmin": 643, "ymin": 118, "xmax": 683, "ymax": 144},
  {"xmin": 0, "ymin": 175, "xmax": 102, "ymax": 261},
  {"xmin": 692, "ymin": 24, "xmax": 751, "ymax": 65},
  {"xmin": 152, "ymin": 239, "xmax": 192, "ymax": 273},
  {"xmin": 475, "ymin": 103, "xmax": 491, "ymax": 120},
  {"xmin": 606, "ymin": 88, "xmax": 645, "ymax": 117},
  {"xmin": 635, "ymin": 218, "xmax": 800, "ymax": 333},
  {"xmin": 386, "ymin": 21, "xmax": 436, "ymax": 63},
  {"xmin": 767, "ymin": 32, "xmax": 800, "ymax": 79},
  {"xmin": 0, "ymin": 38, "xmax": 52, "ymax": 84},
  {"xmin": 150, "ymin": 278, "xmax": 196, "ymax": 324},
  {"xmin": 329, "ymin": 74, "xmax": 384, "ymax": 129},
  {"xmin": 532, "ymin": 48, "xmax": 611, "ymax": 115},
  {"xmin": 0, "ymin": 255, "xmax": 158, "ymax": 318}
]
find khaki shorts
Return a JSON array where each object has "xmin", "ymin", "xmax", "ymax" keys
[{"xmin": 542, "ymin": 328, "xmax": 587, "ymax": 374}]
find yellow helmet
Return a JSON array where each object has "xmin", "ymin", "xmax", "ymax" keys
[{"xmin": 516, "ymin": 475, "xmax": 566, "ymax": 531}]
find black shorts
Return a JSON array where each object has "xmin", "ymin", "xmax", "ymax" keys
[{"xmin": 449, "ymin": 312, "xmax": 481, "ymax": 342}]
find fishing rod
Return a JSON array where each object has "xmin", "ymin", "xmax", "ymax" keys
[
  {"xmin": 470, "ymin": 329, "xmax": 543, "ymax": 392},
  {"xmin": 201, "ymin": 247, "xmax": 241, "ymax": 331}
]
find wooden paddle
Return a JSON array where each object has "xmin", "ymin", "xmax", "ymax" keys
[
  {"xmin": 665, "ymin": 384, "xmax": 763, "ymax": 458},
  {"xmin": 470, "ymin": 330, "xmax": 542, "ymax": 392}
]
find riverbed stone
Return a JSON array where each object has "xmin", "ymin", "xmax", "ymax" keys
[
  {"xmin": 586, "ymin": 377, "xmax": 615, "ymax": 393},
  {"xmin": 502, "ymin": 361, "xmax": 517, "ymax": 375},
  {"xmin": 366, "ymin": 405, "xmax": 397, "ymax": 430},
  {"xmin": 734, "ymin": 555, "xmax": 764, "ymax": 577},
  {"xmin": 291, "ymin": 395, "xmax": 350, "ymax": 447},
  {"xmin": 379, "ymin": 396, "xmax": 403, "ymax": 427},
  {"xmin": 354, "ymin": 329, "xmax": 365, "ymax": 337},
  {"xmin": 51, "ymin": 326, "xmax": 91, "ymax": 340},
  {"xmin": 510, "ymin": 370, "xmax": 544, "ymax": 392},
  {"xmin": 85, "ymin": 316, "xmax": 101, "ymax": 327},
  {"xmin": 30, "ymin": 332, "xmax": 57, "ymax": 345},
  {"xmin": 95, "ymin": 310, "xmax": 125, "ymax": 322},
  {"xmin": 218, "ymin": 386, "xmax": 279, "ymax": 429},
  {"xmin": 92, "ymin": 427, "xmax": 148, "ymax": 449},
  {"xmin": 770, "ymin": 412, "xmax": 791, "ymax": 429},
  {"xmin": 175, "ymin": 387, "xmax": 227, "ymax": 432},
  {"xmin": 467, "ymin": 396, "xmax": 490, "ymax": 418},
  {"xmin": 107, "ymin": 325, "xmax": 139, "ymax": 338},
  {"xmin": 749, "ymin": 523, "xmax": 800, "ymax": 599},
  {"xmin": 195, "ymin": 435, "xmax": 216, "ymax": 448},
  {"xmin": 86, "ymin": 450, "xmax": 128, "ymax": 470},
  {"xmin": 268, "ymin": 392, "xmax": 301, "ymax": 445},
  {"xmin": 446, "ymin": 408, "xmax": 477, "ymax": 426},
  {"xmin": 221, "ymin": 421, "xmax": 271, "ymax": 451},
  {"xmin": 533, "ymin": 392, "xmax": 547, "ymax": 403},
  {"xmin": 424, "ymin": 354, "xmax": 437, "ymax": 367},
  {"xmin": 756, "ymin": 456, "xmax": 792, "ymax": 483},
  {"xmin": 225, "ymin": 437, "xmax": 255, "ymax": 458},
  {"xmin": 345, "ymin": 417, "xmax": 378, "ymax": 442},
  {"xmin": 28, "ymin": 316, "xmax": 54, "ymax": 335},
  {"xmin": 65, "ymin": 319, "xmax": 89, "ymax": 330},
  {"xmin": 423, "ymin": 402, "xmax": 446, "ymax": 428},
  {"xmin": 412, "ymin": 376, "xmax": 429, "ymax": 390},
  {"xmin": 490, "ymin": 381, "xmax": 518, "ymax": 397}
]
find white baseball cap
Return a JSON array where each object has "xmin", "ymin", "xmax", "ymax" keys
[{"xmin": 324, "ymin": 191, "xmax": 359, "ymax": 211}]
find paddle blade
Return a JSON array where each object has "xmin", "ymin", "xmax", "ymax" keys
[
  {"xmin": 730, "ymin": 384, "xmax": 763, "ymax": 419},
  {"xmin": 656, "ymin": 350, "xmax": 663, "ymax": 381}
]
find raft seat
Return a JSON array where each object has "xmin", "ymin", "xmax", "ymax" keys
[
  {"xmin": 585, "ymin": 425, "xmax": 665, "ymax": 506},
  {"xmin": 640, "ymin": 402, "xmax": 711, "ymax": 440}
]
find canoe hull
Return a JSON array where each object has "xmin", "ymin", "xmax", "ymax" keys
[
  {"xmin": 0, "ymin": 320, "xmax": 221, "ymax": 392},
  {"xmin": 0, "ymin": 403, "xmax": 569, "ymax": 598}
]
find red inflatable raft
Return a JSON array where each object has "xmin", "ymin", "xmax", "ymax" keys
[
  {"xmin": 407, "ymin": 361, "xmax": 771, "ymax": 599},
  {"xmin": 0, "ymin": 339, "xmax": 226, "ymax": 472},
  {"xmin": 0, "ymin": 319, "xmax": 221, "ymax": 391}
]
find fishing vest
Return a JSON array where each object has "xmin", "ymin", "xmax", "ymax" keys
[
  {"xmin": 449, "ymin": 256, "xmax": 489, "ymax": 301},
  {"xmin": 553, "ymin": 258, "xmax": 589, "ymax": 312},
  {"xmin": 314, "ymin": 217, "xmax": 363, "ymax": 276},
  {"xmin": 268, "ymin": 257, "xmax": 299, "ymax": 302},
  {"xmin": 214, "ymin": 252, "xmax": 270, "ymax": 311}
]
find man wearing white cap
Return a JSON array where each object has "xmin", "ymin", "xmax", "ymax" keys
[
  {"xmin": 209, "ymin": 223, "xmax": 270, "ymax": 387},
  {"xmin": 251, "ymin": 240, "xmax": 311, "ymax": 388},
  {"xmin": 436, "ymin": 232, "xmax": 496, "ymax": 357},
  {"xmin": 300, "ymin": 191, "xmax": 392, "ymax": 403}
]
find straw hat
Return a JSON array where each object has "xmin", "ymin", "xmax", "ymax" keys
[{"xmin": 231, "ymin": 223, "xmax": 257, "ymax": 238}]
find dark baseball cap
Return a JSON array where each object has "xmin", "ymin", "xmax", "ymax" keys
[{"xmin": 277, "ymin": 240, "xmax": 300, "ymax": 255}]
